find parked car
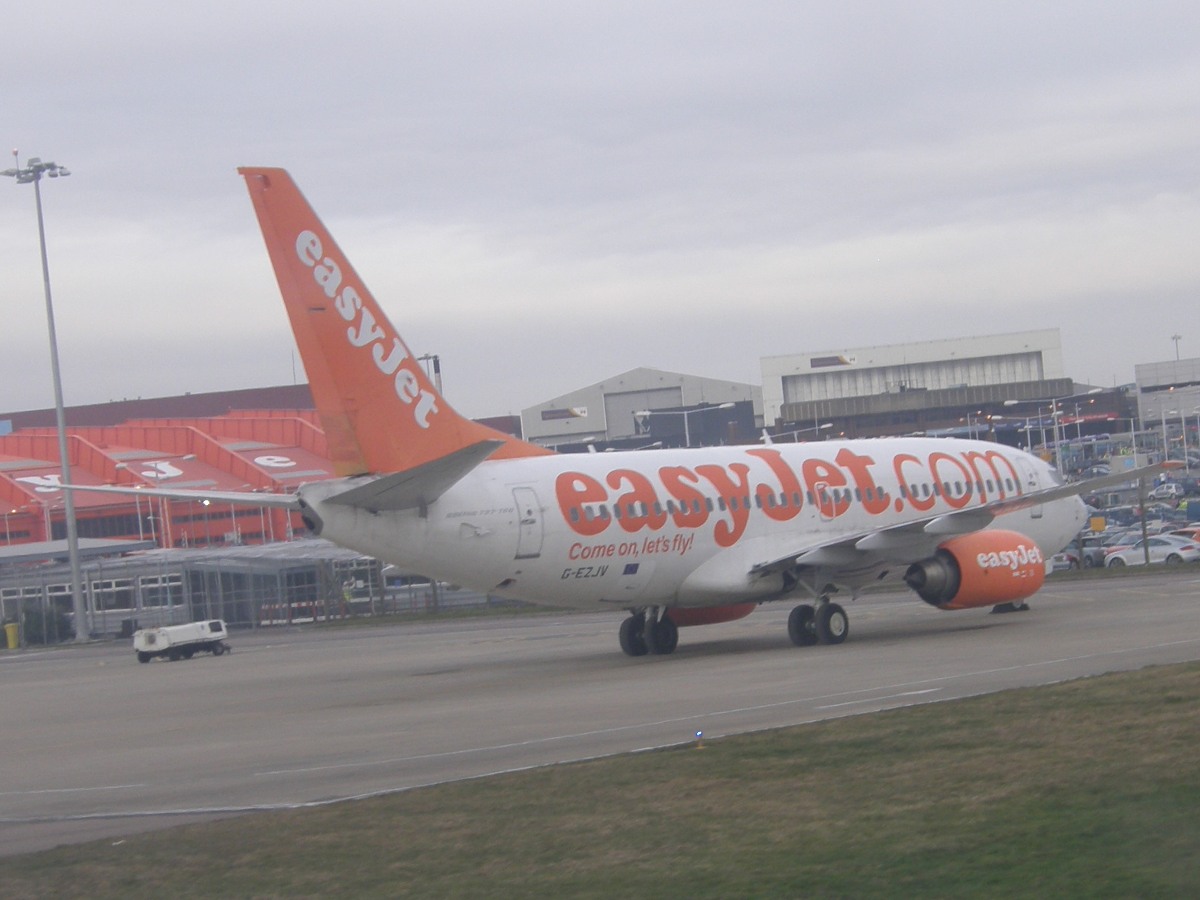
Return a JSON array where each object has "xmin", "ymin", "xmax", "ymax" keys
[
  {"xmin": 1051, "ymin": 548, "xmax": 1081, "ymax": 571},
  {"xmin": 1167, "ymin": 451, "xmax": 1200, "ymax": 468},
  {"xmin": 1078, "ymin": 534, "xmax": 1109, "ymax": 568},
  {"xmin": 1148, "ymin": 482, "xmax": 1186, "ymax": 501},
  {"xmin": 1100, "ymin": 529, "xmax": 1142, "ymax": 556},
  {"xmin": 1105, "ymin": 534, "xmax": 1200, "ymax": 567}
]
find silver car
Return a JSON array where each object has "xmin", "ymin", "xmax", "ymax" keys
[{"xmin": 1105, "ymin": 534, "xmax": 1200, "ymax": 567}]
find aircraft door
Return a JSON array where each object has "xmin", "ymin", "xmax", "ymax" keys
[
  {"xmin": 1014, "ymin": 456, "xmax": 1044, "ymax": 519},
  {"xmin": 512, "ymin": 486, "xmax": 544, "ymax": 559}
]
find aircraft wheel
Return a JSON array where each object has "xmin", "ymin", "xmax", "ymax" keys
[
  {"xmin": 619, "ymin": 615, "xmax": 648, "ymax": 657},
  {"xmin": 646, "ymin": 614, "xmax": 679, "ymax": 655},
  {"xmin": 815, "ymin": 603, "xmax": 849, "ymax": 645},
  {"xmin": 787, "ymin": 604, "xmax": 817, "ymax": 646}
]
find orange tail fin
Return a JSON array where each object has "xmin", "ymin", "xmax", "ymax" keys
[{"xmin": 239, "ymin": 167, "xmax": 550, "ymax": 476}]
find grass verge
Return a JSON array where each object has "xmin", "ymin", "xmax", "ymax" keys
[{"xmin": 4, "ymin": 662, "xmax": 1198, "ymax": 899}]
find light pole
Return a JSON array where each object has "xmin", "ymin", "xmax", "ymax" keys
[
  {"xmin": 1160, "ymin": 407, "xmax": 1177, "ymax": 463},
  {"xmin": 2, "ymin": 152, "xmax": 88, "ymax": 641},
  {"xmin": 1192, "ymin": 408, "xmax": 1200, "ymax": 471}
]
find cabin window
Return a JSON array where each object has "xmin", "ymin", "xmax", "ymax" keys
[
  {"xmin": 613, "ymin": 505, "xmax": 623, "ymax": 520},
  {"xmin": 569, "ymin": 508, "xmax": 580, "ymax": 523},
  {"xmin": 792, "ymin": 491, "xmax": 802, "ymax": 506}
]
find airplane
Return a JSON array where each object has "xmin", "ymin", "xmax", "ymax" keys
[{"xmin": 78, "ymin": 167, "xmax": 1177, "ymax": 657}]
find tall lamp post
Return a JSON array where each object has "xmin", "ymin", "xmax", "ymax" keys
[{"xmin": 2, "ymin": 152, "xmax": 88, "ymax": 641}]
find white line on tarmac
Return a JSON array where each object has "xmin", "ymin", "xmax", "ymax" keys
[
  {"xmin": 0, "ymin": 784, "xmax": 146, "ymax": 797},
  {"xmin": 254, "ymin": 636, "xmax": 1198, "ymax": 779}
]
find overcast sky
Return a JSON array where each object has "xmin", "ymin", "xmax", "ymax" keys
[{"xmin": 3, "ymin": 1, "xmax": 1198, "ymax": 420}]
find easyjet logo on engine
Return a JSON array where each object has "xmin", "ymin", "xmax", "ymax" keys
[
  {"xmin": 295, "ymin": 230, "xmax": 439, "ymax": 429},
  {"xmin": 976, "ymin": 545, "xmax": 1044, "ymax": 571},
  {"xmin": 556, "ymin": 446, "xmax": 1024, "ymax": 549}
]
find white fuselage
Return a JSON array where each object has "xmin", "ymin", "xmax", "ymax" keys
[{"xmin": 300, "ymin": 437, "xmax": 1086, "ymax": 612}]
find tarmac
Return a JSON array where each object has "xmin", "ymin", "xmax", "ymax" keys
[{"xmin": 1, "ymin": 568, "xmax": 1197, "ymax": 857}]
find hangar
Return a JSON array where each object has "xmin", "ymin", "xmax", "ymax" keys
[{"xmin": 520, "ymin": 367, "xmax": 762, "ymax": 450}]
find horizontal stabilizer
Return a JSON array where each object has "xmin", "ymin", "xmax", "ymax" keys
[
  {"xmin": 324, "ymin": 440, "xmax": 503, "ymax": 512},
  {"xmin": 65, "ymin": 483, "xmax": 301, "ymax": 509}
]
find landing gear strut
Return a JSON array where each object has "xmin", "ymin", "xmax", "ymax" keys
[
  {"xmin": 619, "ymin": 609, "xmax": 679, "ymax": 657},
  {"xmin": 787, "ymin": 600, "xmax": 849, "ymax": 647}
]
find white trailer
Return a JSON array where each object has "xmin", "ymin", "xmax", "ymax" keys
[{"xmin": 133, "ymin": 620, "xmax": 231, "ymax": 663}]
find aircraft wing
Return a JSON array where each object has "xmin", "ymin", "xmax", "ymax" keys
[{"xmin": 749, "ymin": 459, "xmax": 1180, "ymax": 578}]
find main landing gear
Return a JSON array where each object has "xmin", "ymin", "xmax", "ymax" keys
[
  {"xmin": 618, "ymin": 609, "xmax": 679, "ymax": 657},
  {"xmin": 787, "ymin": 600, "xmax": 848, "ymax": 647}
]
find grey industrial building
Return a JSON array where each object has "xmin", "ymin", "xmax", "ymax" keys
[{"xmin": 520, "ymin": 367, "xmax": 762, "ymax": 450}]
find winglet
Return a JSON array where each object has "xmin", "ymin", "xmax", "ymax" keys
[{"xmin": 238, "ymin": 167, "xmax": 551, "ymax": 476}]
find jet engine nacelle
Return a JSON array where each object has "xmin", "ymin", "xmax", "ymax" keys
[
  {"xmin": 904, "ymin": 530, "xmax": 1046, "ymax": 610},
  {"xmin": 668, "ymin": 602, "xmax": 757, "ymax": 627}
]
